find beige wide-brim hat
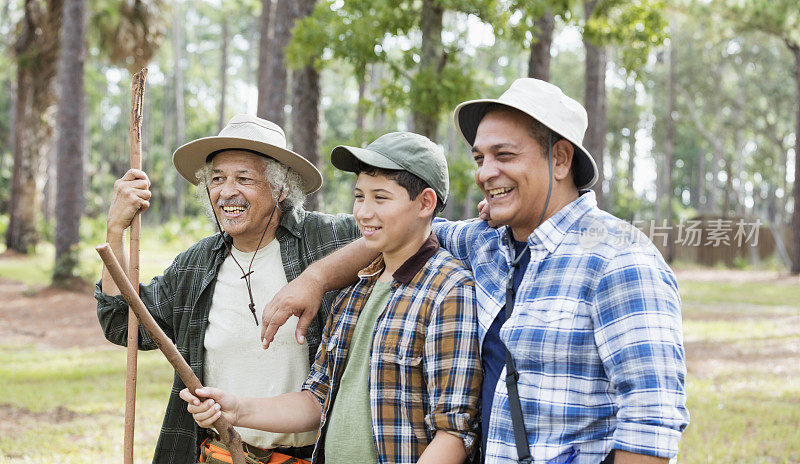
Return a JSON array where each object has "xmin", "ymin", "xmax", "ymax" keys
[
  {"xmin": 172, "ymin": 114, "xmax": 323, "ymax": 194},
  {"xmin": 453, "ymin": 78, "xmax": 599, "ymax": 190}
]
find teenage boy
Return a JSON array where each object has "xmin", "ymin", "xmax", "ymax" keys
[{"xmin": 180, "ymin": 132, "xmax": 482, "ymax": 464}]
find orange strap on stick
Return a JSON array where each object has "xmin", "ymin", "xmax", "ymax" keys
[
  {"xmin": 124, "ymin": 67, "xmax": 148, "ymax": 464},
  {"xmin": 97, "ymin": 243, "xmax": 247, "ymax": 464}
]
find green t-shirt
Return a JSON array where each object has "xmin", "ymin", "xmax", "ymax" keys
[{"xmin": 323, "ymin": 280, "xmax": 392, "ymax": 464}]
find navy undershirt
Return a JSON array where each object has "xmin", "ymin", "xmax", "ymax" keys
[{"xmin": 481, "ymin": 238, "xmax": 530, "ymax": 456}]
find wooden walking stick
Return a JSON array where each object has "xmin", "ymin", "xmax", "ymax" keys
[
  {"xmin": 125, "ymin": 67, "xmax": 147, "ymax": 464},
  {"xmin": 97, "ymin": 243, "xmax": 247, "ymax": 464}
]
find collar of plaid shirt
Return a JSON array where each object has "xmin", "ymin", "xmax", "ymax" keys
[{"xmin": 358, "ymin": 232, "xmax": 440, "ymax": 283}]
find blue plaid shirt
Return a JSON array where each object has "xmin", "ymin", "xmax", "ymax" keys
[{"xmin": 433, "ymin": 191, "xmax": 689, "ymax": 463}]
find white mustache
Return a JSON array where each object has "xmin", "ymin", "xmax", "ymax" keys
[{"xmin": 217, "ymin": 199, "xmax": 249, "ymax": 208}]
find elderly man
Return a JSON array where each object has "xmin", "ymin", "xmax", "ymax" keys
[
  {"xmin": 261, "ymin": 79, "xmax": 689, "ymax": 464},
  {"xmin": 96, "ymin": 114, "xmax": 360, "ymax": 464}
]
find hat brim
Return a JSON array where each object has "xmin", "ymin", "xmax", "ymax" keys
[
  {"xmin": 330, "ymin": 145, "xmax": 404, "ymax": 173},
  {"xmin": 454, "ymin": 99, "xmax": 599, "ymax": 190},
  {"xmin": 172, "ymin": 136, "xmax": 323, "ymax": 194}
]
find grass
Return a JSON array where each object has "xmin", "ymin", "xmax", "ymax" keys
[
  {"xmin": 679, "ymin": 280, "xmax": 800, "ymax": 307},
  {"xmin": 0, "ymin": 346, "xmax": 173, "ymax": 463},
  {"xmin": 682, "ymin": 377, "xmax": 800, "ymax": 462},
  {"xmin": 0, "ymin": 216, "xmax": 214, "ymax": 287},
  {"xmin": 1, "ymin": 229, "xmax": 799, "ymax": 461},
  {"xmin": 678, "ymin": 278, "xmax": 800, "ymax": 462}
]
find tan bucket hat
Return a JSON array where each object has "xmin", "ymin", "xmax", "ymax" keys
[
  {"xmin": 453, "ymin": 78, "xmax": 599, "ymax": 190},
  {"xmin": 172, "ymin": 114, "xmax": 323, "ymax": 194}
]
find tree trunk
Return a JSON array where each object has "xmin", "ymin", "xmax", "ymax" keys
[
  {"xmin": 626, "ymin": 84, "xmax": 636, "ymax": 193},
  {"xmin": 371, "ymin": 63, "xmax": 386, "ymax": 130},
  {"xmin": 528, "ymin": 10, "xmax": 554, "ymax": 81},
  {"xmin": 6, "ymin": 0, "xmax": 63, "ymax": 254},
  {"xmin": 218, "ymin": 16, "xmax": 229, "ymax": 132},
  {"xmin": 291, "ymin": 0, "xmax": 320, "ymax": 211},
  {"xmin": 722, "ymin": 158, "xmax": 731, "ymax": 218},
  {"xmin": 263, "ymin": 0, "xmax": 294, "ymax": 127},
  {"xmin": 780, "ymin": 143, "xmax": 789, "ymax": 226},
  {"xmin": 708, "ymin": 146, "xmax": 721, "ymax": 214},
  {"xmin": 582, "ymin": 0, "xmax": 606, "ymax": 209},
  {"xmin": 790, "ymin": 42, "xmax": 800, "ymax": 274},
  {"xmin": 582, "ymin": 43, "xmax": 606, "ymax": 207},
  {"xmin": 356, "ymin": 76, "xmax": 367, "ymax": 141},
  {"xmin": 412, "ymin": 0, "xmax": 444, "ymax": 140},
  {"xmin": 53, "ymin": 0, "xmax": 85, "ymax": 284},
  {"xmin": 172, "ymin": 1, "xmax": 185, "ymax": 217},
  {"xmin": 664, "ymin": 44, "xmax": 676, "ymax": 263},
  {"xmin": 256, "ymin": 0, "xmax": 273, "ymax": 118},
  {"xmin": 43, "ymin": 135, "xmax": 56, "ymax": 223},
  {"xmin": 694, "ymin": 150, "xmax": 705, "ymax": 211},
  {"xmin": 160, "ymin": 74, "xmax": 173, "ymax": 223}
]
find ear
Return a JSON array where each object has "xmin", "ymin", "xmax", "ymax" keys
[
  {"xmin": 278, "ymin": 184, "xmax": 288, "ymax": 203},
  {"xmin": 417, "ymin": 187, "xmax": 438, "ymax": 218},
  {"xmin": 552, "ymin": 139, "xmax": 574, "ymax": 182}
]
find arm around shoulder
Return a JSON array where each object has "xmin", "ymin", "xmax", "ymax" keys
[{"xmin": 261, "ymin": 236, "xmax": 377, "ymax": 348}]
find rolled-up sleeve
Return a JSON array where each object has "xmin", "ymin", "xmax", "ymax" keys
[
  {"xmin": 422, "ymin": 278, "xmax": 482, "ymax": 453},
  {"xmin": 592, "ymin": 248, "xmax": 689, "ymax": 458},
  {"xmin": 302, "ymin": 295, "xmax": 341, "ymax": 406}
]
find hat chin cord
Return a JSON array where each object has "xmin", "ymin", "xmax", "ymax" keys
[{"xmin": 204, "ymin": 169, "xmax": 288, "ymax": 326}]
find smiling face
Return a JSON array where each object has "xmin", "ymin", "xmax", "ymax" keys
[
  {"xmin": 352, "ymin": 171, "xmax": 434, "ymax": 268},
  {"xmin": 472, "ymin": 108, "xmax": 576, "ymax": 240},
  {"xmin": 208, "ymin": 150, "xmax": 281, "ymax": 251}
]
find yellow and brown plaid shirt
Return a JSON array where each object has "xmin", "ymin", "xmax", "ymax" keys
[{"xmin": 302, "ymin": 233, "xmax": 482, "ymax": 464}]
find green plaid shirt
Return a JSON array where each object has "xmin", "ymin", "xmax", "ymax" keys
[{"xmin": 95, "ymin": 208, "xmax": 359, "ymax": 464}]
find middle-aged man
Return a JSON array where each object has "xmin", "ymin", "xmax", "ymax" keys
[
  {"xmin": 259, "ymin": 79, "xmax": 689, "ymax": 464},
  {"xmin": 95, "ymin": 114, "xmax": 360, "ymax": 464}
]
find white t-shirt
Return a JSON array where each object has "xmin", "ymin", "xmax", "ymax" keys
[{"xmin": 203, "ymin": 239, "xmax": 315, "ymax": 448}]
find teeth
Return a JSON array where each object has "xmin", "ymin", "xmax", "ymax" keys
[
  {"xmin": 488, "ymin": 187, "xmax": 512, "ymax": 197},
  {"xmin": 363, "ymin": 226, "xmax": 380, "ymax": 232},
  {"xmin": 221, "ymin": 205, "xmax": 246, "ymax": 213}
]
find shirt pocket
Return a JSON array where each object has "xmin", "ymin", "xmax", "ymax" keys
[
  {"xmin": 378, "ymin": 336, "xmax": 424, "ymax": 405},
  {"xmin": 515, "ymin": 298, "xmax": 579, "ymax": 324},
  {"xmin": 324, "ymin": 327, "xmax": 350, "ymax": 376},
  {"xmin": 510, "ymin": 299, "xmax": 591, "ymax": 368}
]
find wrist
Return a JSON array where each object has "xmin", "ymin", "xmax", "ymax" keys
[
  {"xmin": 106, "ymin": 220, "xmax": 126, "ymax": 239},
  {"xmin": 305, "ymin": 265, "xmax": 329, "ymax": 293}
]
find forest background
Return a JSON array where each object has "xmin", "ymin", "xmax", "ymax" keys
[
  {"xmin": 1, "ymin": 0, "xmax": 799, "ymax": 462},
  {"xmin": 1, "ymin": 0, "xmax": 799, "ymax": 281}
]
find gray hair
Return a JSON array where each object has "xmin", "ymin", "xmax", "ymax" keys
[{"xmin": 194, "ymin": 156, "xmax": 306, "ymax": 221}]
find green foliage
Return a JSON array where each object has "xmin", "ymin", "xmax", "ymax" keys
[
  {"xmin": 89, "ymin": 0, "xmax": 170, "ymax": 72},
  {"xmin": 721, "ymin": 0, "xmax": 800, "ymax": 44},
  {"xmin": 584, "ymin": 0, "xmax": 669, "ymax": 73},
  {"xmin": 0, "ymin": 214, "xmax": 7, "ymax": 241},
  {"xmin": 286, "ymin": 0, "xmax": 504, "ymax": 139},
  {"xmin": 500, "ymin": 0, "xmax": 575, "ymax": 46}
]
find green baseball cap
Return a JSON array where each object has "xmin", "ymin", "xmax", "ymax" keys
[{"xmin": 331, "ymin": 132, "xmax": 449, "ymax": 204}]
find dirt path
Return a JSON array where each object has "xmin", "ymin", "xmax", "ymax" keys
[
  {"xmin": 0, "ymin": 269, "xmax": 796, "ymax": 350},
  {"xmin": 0, "ymin": 277, "xmax": 108, "ymax": 349}
]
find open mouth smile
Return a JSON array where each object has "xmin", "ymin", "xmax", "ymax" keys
[
  {"xmin": 488, "ymin": 187, "xmax": 514, "ymax": 198},
  {"xmin": 361, "ymin": 225, "xmax": 382, "ymax": 237},
  {"xmin": 219, "ymin": 203, "xmax": 249, "ymax": 218}
]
